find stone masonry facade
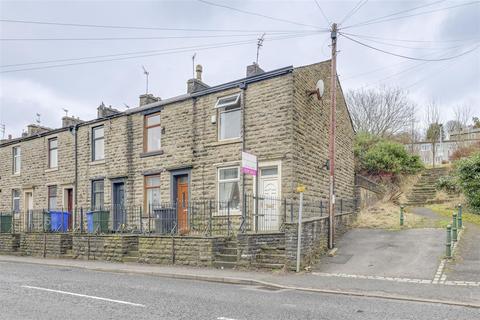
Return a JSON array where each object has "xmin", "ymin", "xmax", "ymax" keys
[{"xmin": 0, "ymin": 60, "xmax": 355, "ymax": 232}]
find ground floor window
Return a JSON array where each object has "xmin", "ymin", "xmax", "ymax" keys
[
  {"xmin": 218, "ymin": 167, "xmax": 240, "ymax": 212},
  {"xmin": 145, "ymin": 175, "xmax": 161, "ymax": 212},
  {"xmin": 12, "ymin": 189, "xmax": 20, "ymax": 214},
  {"xmin": 91, "ymin": 180, "xmax": 104, "ymax": 210},
  {"xmin": 48, "ymin": 186, "xmax": 57, "ymax": 210}
]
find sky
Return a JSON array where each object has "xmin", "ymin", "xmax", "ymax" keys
[{"xmin": 0, "ymin": 0, "xmax": 479, "ymax": 138}]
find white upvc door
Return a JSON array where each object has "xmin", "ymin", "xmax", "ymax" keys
[
  {"xmin": 24, "ymin": 191, "xmax": 33, "ymax": 231},
  {"xmin": 257, "ymin": 163, "xmax": 281, "ymax": 231}
]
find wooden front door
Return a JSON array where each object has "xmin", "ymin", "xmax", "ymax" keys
[
  {"xmin": 176, "ymin": 176, "xmax": 189, "ymax": 234},
  {"xmin": 112, "ymin": 182, "xmax": 125, "ymax": 231}
]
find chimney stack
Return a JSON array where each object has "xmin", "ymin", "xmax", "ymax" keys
[
  {"xmin": 246, "ymin": 62, "xmax": 265, "ymax": 77},
  {"xmin": 187, "ymin": 64, "xmax": 209, "ymax": 94},
  {"xmin": 27, "ymin": 124, "xmax": 51, "ymax": 136},
  {"xmin": 97, "ymin": 102, "xmax": 120, "ymax": 118},
  {"xmin": 139, "ymin": 94, "xmax": 161, "ymax": 107},
  {"xmin": 62, "ymin": 116, "xmax": 84, "ymax": 128}
]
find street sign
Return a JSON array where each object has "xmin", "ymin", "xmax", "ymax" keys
[
  {"xmin": 296, "ymin": 184, "xmax": 305, "ymax": 193},
  {"xmin": 241, "ymin": 151, "xmax": 257, "ymax": 176}
]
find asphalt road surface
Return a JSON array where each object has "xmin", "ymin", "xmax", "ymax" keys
[{"xmin": 0, "ymin": 261, "xmax": 478, "ymax": 320}]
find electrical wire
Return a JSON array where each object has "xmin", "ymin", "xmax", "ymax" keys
[
  {"xmin": 0, "ymin": 18, "xmax": 313, "ymax": 33},
  {"xmin": 313, "ymin": 0, "xmax": 331, "ymax": 26},
  {"xmin": 0, "ymin": 31, "xmax": 306, "ymax": 42},
  {"xmin": 339, "ymin": 0, "xmax": 368, "ymax": 26},
  {"xmin": 340, "ymin": 31, "xmax": 480, "ymax": 44},
  {"xmin": 340, "ymin": 32, "xmax": 480, "ymax": 61},
  {"xmin": 0, "ymin": 32, "xmax": 320, "ymax": 68},
  {"xmin": 0, "ymin": 32, "xmax": 322, "ymax": 73},
  {"xmin": 196, "ymin": 0, "xmax": 325, "ymax": 30},
  {"xmin": 342, "ymin": 1, "xmax": 478, "ymax": 29}
]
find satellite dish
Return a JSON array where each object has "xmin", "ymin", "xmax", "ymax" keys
[{"xmin": 316, "ymin": 79, "xmax": 325, "ymax": 98}]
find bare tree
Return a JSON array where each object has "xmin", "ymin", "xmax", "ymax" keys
[
  {"xmin": 454, "ymin": 104, "xmax": 472, "ymax": 129},
  {"xmin": 346, "ymin": 86, "xmax": 415, "ymax": 137},
  {"xmin": 424, "ymin": 101, "xmax": 441, "ymax": 168}
]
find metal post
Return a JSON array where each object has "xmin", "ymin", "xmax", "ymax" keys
[
  {"xmin": 148, "ymin": 204, "xmax": 151, "ymax": 233},
  {"xmin": 457, "ymin": 204, "xmax": 463, "ymax": 229},
  {"xmin": 400, "ymin": 206, "xmax": 405, "ymax": 226},
  {"xmin": 452, "ymin": 213, "xmax": 458, "ymax": 242},
  {"xmin": 328, "ymin": 22, "xmax": 338, "ymax": 250},
  {"xmin": 283, "ymin": 198, "xmax": 287, "ymax": 225},
  {"xmin": 42, "ymin": 210, "xmax": 46, "ymax": 233},
  {"xmin": 290, "ymin": 202, "xmax": 294, "ymax": 223},
  {"xmin": 209, "ymin": 200, "xmax": 213, "ymax": 236},
  {"xmin": 296, "ymin": 192, "xmax": 304, "ymax": 273},
  {"xmin": 227, "ymin": 201, "xmax": 231, "ymax": 237},
  {"xmin": 140, "ymin": 206, "xmax": 143, "ymax": 234},
  {"xmin": 446, "ymin": 225, "xmax": 452, "ymax": 258}
]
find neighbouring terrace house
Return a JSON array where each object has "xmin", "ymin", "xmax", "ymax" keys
[{"xmin": 0, "ymin": 60, "xmax": 356, "ymax": 268}]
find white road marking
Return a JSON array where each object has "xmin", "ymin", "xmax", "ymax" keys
[
  {"xmin": 217, "ymin": 317, "xmax": 238, "ymax": 320},
  {"xmin": 21, "ymin": 285, "xmax": 145, "ymax": 307}
]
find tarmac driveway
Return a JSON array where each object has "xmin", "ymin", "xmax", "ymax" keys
[{"xmin": 313, "ymin": 228, "xmax": 445, "ymax": 279}]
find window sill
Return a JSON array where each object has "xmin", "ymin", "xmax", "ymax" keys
[
  {"xmin": 90, "ymin": 160, "xmax": 106, "ymax": 166},
  {"xmin": 209, "ymin": 139, "xmax": 242, "ymax": 147},
  {"xmin": 45, "ymin": 167, "xmax": 58, "ymax": 173},
  {"xmin": 12, "ymin": 173, "xmax": 21, "ymax": 177},
  {"xmin": 140, "ymin": 150, "xmax": 164, "ymax": 158}
]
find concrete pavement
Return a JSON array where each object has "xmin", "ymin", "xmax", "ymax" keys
[{"xmin": 1, "ymin": 261, "xmax": 479, "ymax": 320}]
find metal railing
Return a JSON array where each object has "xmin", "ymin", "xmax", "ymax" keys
[{"xmin": 0, "ymin": 195, "xmax": 357, "ymax": 236}]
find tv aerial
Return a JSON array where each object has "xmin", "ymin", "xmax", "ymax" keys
[{"xmin": 142, "ymin": 65, "xmax": 149, "ymax": 94}]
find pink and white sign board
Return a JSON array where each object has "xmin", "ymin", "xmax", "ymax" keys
[{"xmin": 241, "ymin": 151, "xmax": 257, "ymax": 176}]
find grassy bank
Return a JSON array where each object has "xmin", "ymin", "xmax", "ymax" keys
[{"xmin": 427, "ymin": 204, "xmax": 480, "ymax": 227}]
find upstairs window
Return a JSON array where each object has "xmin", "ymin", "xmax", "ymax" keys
[
  {"xmin": 48, "ymin": 186, "xmax": 57, "ymax": 210},
  {"xmin": 92, "ymin": 126, "xmax": 105, "ymax": 161},
  {"xmin": 13, "ymin": 146, "xmax": 21, "ymax": 174},
  {"xmin": 144, "ymin": 113, "xmax": 161, "ymax": 152},
  {"xmin": 216, "ymin": 94, "xmax": 241, "ymax": 141},
  {"xmin": 48, "ymin": 138, "xmax": 58, "ymax": 168},
  {"xmin": 91, "ymin": 180, "xmax": 104, "ymax": 210}
]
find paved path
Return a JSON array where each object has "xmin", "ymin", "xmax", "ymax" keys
[
  {"xmin": 446, "ymin": 221, "xmax": 480, "ymax": 282},
  {"xmin": 1, "ymin": 261, "xmax": 479, "ymax": 320},
  {"xmin": 313, "ymin": 228, "xmax": 444, "ymax": 279}
]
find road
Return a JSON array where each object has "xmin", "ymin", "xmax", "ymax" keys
[{"xmin": 0, "ymin": 261, "xmax": 478, "ymax": 320}]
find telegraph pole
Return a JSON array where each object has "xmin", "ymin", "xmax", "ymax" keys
[{"xmin": 328, "ymin": 23, "xmax": 338, "ymax": 249}]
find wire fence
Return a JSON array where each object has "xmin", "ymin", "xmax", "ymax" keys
[{"xmin": 0, "ymin": 195, "xmax": 357, "ymax": 236}]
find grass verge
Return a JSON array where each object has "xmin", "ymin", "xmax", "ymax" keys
[{"xmin": 427, "ymin": 204, "xmax": 480, "ymax": 227}]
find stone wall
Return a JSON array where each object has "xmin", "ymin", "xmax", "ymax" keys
[
  {"xmin": 138, "ymin": 236, "xmax": 226, "ymax": 266},
  {"xmin": 72, "ymin": 235, "xmax": 138, "ymax": 262},
  {"xmin": 20, "ymin": 233, "xmax": 72, "ymax": 257},
  {"xmin": 0, "ymin": 234, "xmax": 20, "ymax": 253},
  {"xmin": 284, "ymin": 212, "xmax": 356, "ymax": 270},
  {"xmin": 236, "ymin": 232, "xmax": 285, "ymax": 267}
]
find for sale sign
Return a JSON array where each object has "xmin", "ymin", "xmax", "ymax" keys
[{"xmin": 241, "ymin": 151, "xmax": 257, "ymax": 176}]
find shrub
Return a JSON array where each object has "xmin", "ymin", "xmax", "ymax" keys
[
  {"xmin": 450, "ymin": 142, "xmax": 480, "ymax": 161},
  {"xmin": 361, "ymin": 140, "xmax": 423, "ymax": 176},
  {"xmin": 435, "ymin": 176, "xmax": 460, "ymax": 194},
  {"xmin": 455, "ymin": 152, "xmax": 480, "ymax": 214}
]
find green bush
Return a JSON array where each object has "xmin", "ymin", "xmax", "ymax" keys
[
  {"xmin": 455, "ymin": 152, "xmax": 480, "ymax": 214},
  {"xmin": 435, "ymin": 176, "xmax": 460, "ymax": 193}
]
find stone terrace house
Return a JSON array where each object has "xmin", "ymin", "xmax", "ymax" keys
[{"xmin": 0, "ymin": 60, "xmax": 355, "ymax": 234}]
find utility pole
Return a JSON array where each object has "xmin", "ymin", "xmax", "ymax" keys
[{"xmin": 328, "ymin": 23, "xmax": 338, "ymax": 250}]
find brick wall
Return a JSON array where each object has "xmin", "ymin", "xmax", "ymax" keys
[
  {"xmin": 20, "ymin": 233, "xmax": 72, "ymax": 257},
  {"xmin": 72, "ymin": 235, "xmax": 138, "ymax": 261}
]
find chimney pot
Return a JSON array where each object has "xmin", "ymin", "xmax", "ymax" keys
[{"xmin": 195, "ymin": 64, "xmax": 203, "ymax": 81}]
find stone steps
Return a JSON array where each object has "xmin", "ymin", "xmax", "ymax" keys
[
  {"xmin": 404, "ymin": 168, "xmax": 450, "ymax": 206},
  {"xmin": 122, "ymin": 250, "xmax": 139, "ymax": 263},
  {"xmin": 250, "ymin": 262, "xmax": 284, "ymax": 270}
]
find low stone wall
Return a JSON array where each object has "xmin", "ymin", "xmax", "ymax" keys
[
  {"xmin": 284, "ymin": 212, "xmax": 356, "ymax": 270},
  {"xmin": 0, "ymin": 234, "xmax": 20, "ymax": 253},
  {"xmin": 138, "ymin": 236, "xmax": 226, "ymax": 266},
  {"xmin": 72, "ymin": 235, "xmax": 139, "ymax": 262},
  {"xmin": 20, "ymin": 233, "xmax": 72, "ymax": 257},
  {"xmin": 236, "ymin": 232, "xmax": 286, "ymax": 267}
]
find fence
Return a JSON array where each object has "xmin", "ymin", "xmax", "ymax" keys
[{"xmin": 0, "ymin": 195, "xmax": 357, "ymax": 236}]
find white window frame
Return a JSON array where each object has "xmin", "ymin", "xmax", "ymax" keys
[
  {"xmin": 13, "ymin": 146, "xmax": 21, "ymax": 174},
  {"xmin": 217, "ymin": 166, "xmax": 241, "ymax": 215},
  {"xmin": 216, "ymin": 93, "xmax": 241, "ymax": 141},
  {"xmin": 48, "ymin": 138, "xmax": 58, "ymax": 168},
  {"xmin": 92, "ymin": 125, "xmax": 105, "ymax": 161}
]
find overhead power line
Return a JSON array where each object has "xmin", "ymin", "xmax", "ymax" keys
[
  {"xmin": 196, "ymin": 0, "xmax": 326, "ymax": 30},
  {"xmin": 339, "ymin": 0, "xmax": 368, "ymax": 26},
  {"xmin": 0, "ymin": 18, "xmax": 312, "ymax": 33},
  {"xmin": 340, "ymin": 31, "xmax": 480, "ymax": 44},
  {"xmin": 0, "ymin": 32, "xmax": 322, "ymax": 73},
  {"xmin": 0, "ymin": 31, "xmax": 307, "ymax": 42},
  {"xmin": 313, "ymin": 0, "xmax": 331, "ymax": 26},
  {"xmin": 342, "ymin": 1, "xmax": 478, "ymax": 29},
  {"xmin": 339, "ymin": 32, "xmax": 480, "ymax": 61}
]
